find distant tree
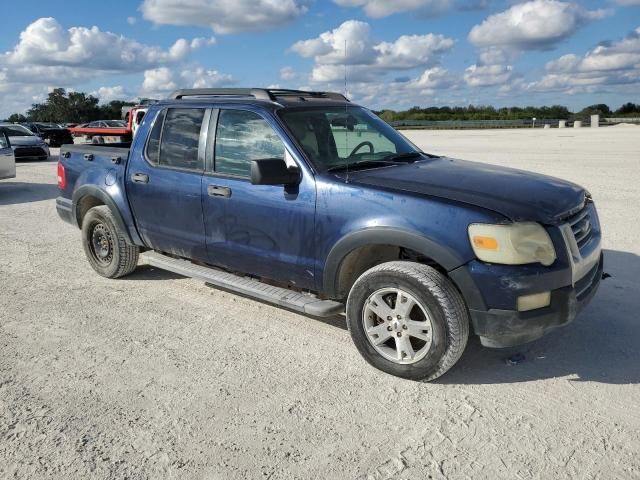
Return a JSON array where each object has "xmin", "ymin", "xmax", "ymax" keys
[
  {"xmin": 374, "ymin": 104, "xmax": 572, "ymax": 122},
  {"xmin": 576, "ymin": 104, "xmax": 611, "ymax": 118},
  {"xmin": 6, "ymin": 113, "xmax": 27, "ymax": 123},
  {"xmin": 99, "ymin": 100, "xmax": 136, "ymax": 121},
  {"xmin": 27, "ymin": 88, "xmax": 101, "ymax": 123},
  {"xmin": 615, "ymin": 102, "xmax": 640, "ymax": 115},
  {"xmin": 378, "ymin": 110, "xmax": 395, "ymax": 123}
]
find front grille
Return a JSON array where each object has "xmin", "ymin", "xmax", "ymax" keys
[
  {"xmin": 14, "ymin": 147, "xmax": 47, "ymax": 158},
  {"xmin": 566, "ymin": 203, "xmax": 593, "ymax": 250}
]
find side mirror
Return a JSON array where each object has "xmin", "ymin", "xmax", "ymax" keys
[{"xmin": 250, "ymin": 158, "xmax": 300, "ymax": 186}]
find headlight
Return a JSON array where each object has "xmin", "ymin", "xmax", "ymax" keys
[{"xmin": 468, "ymin": 223, "xmax": 556, "ymax": 266}]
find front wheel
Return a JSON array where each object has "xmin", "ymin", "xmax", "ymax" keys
[
  {"xmin": 346, "ymin": 261, "xmax": 469, "ymax": 381},
  {"xmin": 81, "ymin": 205, "xmax": 139, "ymax": 278}
]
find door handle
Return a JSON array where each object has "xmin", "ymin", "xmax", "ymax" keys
[
  {"xmin": 131, "ymin": 173, "xmax": 149, "ymax": 184},
  {"xmin": 207, "ymin": 185, "xmax": 232, "ymax": 198}
]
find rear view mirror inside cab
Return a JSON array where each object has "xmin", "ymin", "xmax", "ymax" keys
[{"xmin": 330, "ymin": 114, "xmax": 357, "ymax": 131}]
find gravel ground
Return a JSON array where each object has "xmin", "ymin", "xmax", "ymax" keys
[{"xmin": 1, "ymin": 126, "xmax": 639, "ymax": 479}]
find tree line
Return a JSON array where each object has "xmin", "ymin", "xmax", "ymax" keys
[
  {"xmin": 5, "ymin": 88, "xmax": 135, "ymax": 124},
  {"xmin": 3, "ymin": 87, "xmax": 640, "ymax": 124},
  {"xmin": 375, "ymin": 103, "xmax": 640, "ymax": 122}
]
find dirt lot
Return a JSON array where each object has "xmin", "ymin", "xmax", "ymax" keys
[{"xmin": 1, "ymin": 126, "xmax": 639, "ymax": 479}]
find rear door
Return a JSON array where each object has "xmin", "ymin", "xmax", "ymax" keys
[
  {"xmin": 127, "ymin": 107, "xmax": 210, "ymax": 261},
  {"xmin": 0, "ymin": 132, "xmax": 16, "ymax": 180}
]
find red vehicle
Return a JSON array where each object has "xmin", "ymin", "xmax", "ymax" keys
[
  {"xmin": 69, "ymin": 120, "xmax": 131, "ymax": 144},
  {"xmin": 69, "ymin": 102, "xmax": 155, "ymax": 144}
]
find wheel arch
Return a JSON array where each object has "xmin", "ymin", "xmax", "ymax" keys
[
  {"xmin": 72, "ymin": 185, "xmax": 134, "ymax": 244},
  {"xmin": 322, "ymin": 228, "xmax": 468, "ymax": 300}
]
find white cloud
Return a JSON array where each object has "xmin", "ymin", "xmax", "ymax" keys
[
  {"xmin": 141, "ymin": 66, "xmax": 236, "ymax": 97},
  {"xmin": 141, "ymin": 0, "xmax": 309, "ymax": 34},
  {"xmin": 333, "ymin": 0, "xmax": 450, "ymax": 18},
  {"xmin": 463, "ymin": 46, "xmax": 519, "ymax": 87},
  {"xmin": 290, "ymin": 20, "xmax": 455, "ymax": 83},
  {"xmin": 4, "ymin": 17, "xmax": 214, "ymax": 72},
  {"xmin": 279, "ymin": 66, "xmax": 298, "ymax": 81},
  {"xmin": 410, "ymin": 67, "xmax": 456, "ymax": 89},
  {"xmin": 464, "ymin": 64, "xmax": 515, "ymax": 87},
  {"xmin": 191, "ymin": 37, "xmax": 216, "ymax": 49},
  {"xmin": 291, "ymin": 20, "xmax": 376, "ymax": 66},
  {"xmin": 527, "ymin": 26, "xmax": 640, "ymax": 93},
  {"xmin": 0, "ymin": 17, "xmax": 221, "ymax": 117},
  {"xmin": 468, "ymin": 0, "xmax": 610, "ymax": 51},
  {"xmin": 183, "ymin": 67, "xmax": 235, "ymax": 88},
  {"xmin": 344, "ymin": 69, "xmax": 461, "ymax": 110},
  {"xmin": 127, "ymin": 16, "xmax": 137, "ymax": 25},
  {"xmin": 90, "ymin": 86, "xmax": 135, "ymax": 103},
  {"xmin": 142, "ymin": 67, "xmax": 178, "ymax": 97},
  {"xmin": 375, "ymin": 34, "xmax": 456, "ymax": 69}
]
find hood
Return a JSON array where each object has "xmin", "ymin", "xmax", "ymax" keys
[
  {"xmin": 341, "ymin": 157, "xmax": 586, "ymax": 224},
  {"xmin": 9, "ymin": 135, "xmax": 45, "ymax": 147}
]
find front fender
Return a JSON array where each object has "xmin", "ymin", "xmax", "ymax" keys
[{"xmin": 322, "ymin": 227, "xmax": 471, "ymax": 298}]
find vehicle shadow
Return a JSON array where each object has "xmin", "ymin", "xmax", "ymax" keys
[
  {"xmin": 122, "ymin": 265, "xmax": 187, "ymax": 281},
  {"xmin": 0, "ymin": 182, "xmax": 59, "ymax": 205},
  {"xmin": 438, "ymin": 248, "xmax": 640, "ymax": 385}
]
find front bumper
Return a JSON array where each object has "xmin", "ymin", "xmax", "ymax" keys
[
  {"xmin": 450, "ymin": 204, "xmax": 603, "ymax": 348},
  {"xmin": 13, "ymin": 145, "xmax": 49, "ymax": 160},
  {"xmin": 464, "ymin": 253, "xmax": 603, "ymax": 347}
]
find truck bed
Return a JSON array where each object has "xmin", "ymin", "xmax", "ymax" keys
[{"xmin": 62, "ymin": 143, "xmax": 131, "ymax": 155}]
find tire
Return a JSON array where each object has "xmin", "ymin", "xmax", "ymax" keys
[
  {"xmin": 346, "ymin": 261, "xmax": 469, "ymax": 381},
  {"xmin": 81, "ymin": 205, "xmax": 139, "ymax": 278}
]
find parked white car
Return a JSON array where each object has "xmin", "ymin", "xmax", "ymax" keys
[
  {"xmin": 0, "ymin": 123, "xmax": 50, "ymax": 161},
  {"xmin": 0, "ymin": 131, "xmax": 16, "ymax": 179}
]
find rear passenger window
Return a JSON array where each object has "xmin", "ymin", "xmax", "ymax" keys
[
  {"xmin": 145, "ymin": 110, "xmax": 165, "ymax": 165},
  {"xmin": 215, "ymin": 110, "xmax": 284, "ymax": 177},
  {"xmin": 159, "ymin": 108, "xmax": 205, "ymax": 171}
]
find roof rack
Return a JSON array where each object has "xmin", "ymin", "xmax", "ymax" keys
[{"xmin": 167, "ymin": 88, "xmax": 349, "ymax": 102}]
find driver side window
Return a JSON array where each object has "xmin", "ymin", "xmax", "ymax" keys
[{"xmin": 214, "ymin": 110, "xmax": 285, "ymax": 177}]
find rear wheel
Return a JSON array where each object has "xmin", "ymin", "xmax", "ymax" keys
[
  {"xmin": 81, "ymin": 206, "xmax": 139, "ymax": 278},
  {"xmin": 346, "ymin": 261, "xmax": 469, "ymax": 381}
]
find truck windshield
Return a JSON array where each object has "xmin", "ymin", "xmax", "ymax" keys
[{"xmin": 279, "ymin": 106, "xmax": 422, "ymax": 172}]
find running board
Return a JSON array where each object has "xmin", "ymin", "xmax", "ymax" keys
[{"xmin": 143, "ymin": 251, "xmax": 344, "ymax": 317}]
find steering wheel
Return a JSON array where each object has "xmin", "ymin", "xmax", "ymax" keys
[{"xmin": 349, "ymin": 141, "xmax": 374, "ymax": 157}]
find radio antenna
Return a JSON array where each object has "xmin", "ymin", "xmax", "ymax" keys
[{"xmin": 344, "ymin": 39, "xmax": 350, "ymax": 184}]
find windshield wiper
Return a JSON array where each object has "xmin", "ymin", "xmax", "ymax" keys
[
  {"xmin": 382, "ymin": 151, "xmax": 425, "ymax": 162},
  {"xmin": 326, "ymin": 160, "xmax": 399, "ymax": 173}
]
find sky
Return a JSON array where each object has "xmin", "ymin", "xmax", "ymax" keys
[{"xmin": 1, "ymin": 0, "xmax": 639, "ymax": 118}]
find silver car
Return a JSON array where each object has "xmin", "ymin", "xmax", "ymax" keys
[
  {"xmin": 0, "ymin": 131, "xmax": 16, "ymax": 179},
  {"xmin": 0, "ymin": 123, "xmax": 50, "ymax": 161}
]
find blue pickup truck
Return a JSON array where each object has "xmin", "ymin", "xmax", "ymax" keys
[{"xmin": 57, "ymin": 88, "xmax": 603, "ymax": 380}]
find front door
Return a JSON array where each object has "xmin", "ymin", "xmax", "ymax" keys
[
  {"xmin": 202, "ymin": 108, "xmax": 316, "ymax": 290},
  {"xmin": 127, "ymin": 107, "xmax": 209, "ymax": 261}
]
